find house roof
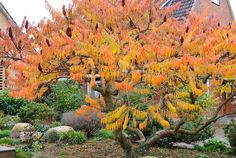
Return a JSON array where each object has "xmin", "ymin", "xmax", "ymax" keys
[
  {"xmin": 163, "ymin": 0, "xmax": 196, "ymax": 19},
  {"xmin": 0, "ymin": 2, "xmax": 16, "ymax": 25}
]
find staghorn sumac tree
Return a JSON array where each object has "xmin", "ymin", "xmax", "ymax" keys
[{"xmin": 0, "ymin": 0, "xmax": 236, "ymax": 157}]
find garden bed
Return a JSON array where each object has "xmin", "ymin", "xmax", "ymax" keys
[{"xmin": 39, "ymin": 140, "xmax": 235, "ymax": 158}]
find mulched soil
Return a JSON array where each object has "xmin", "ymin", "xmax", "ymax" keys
[{"xmin": 40, "ymin": 139, "xmax": 236, "ymax": 158}]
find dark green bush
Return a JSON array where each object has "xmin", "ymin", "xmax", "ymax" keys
[
  {"xmin": 59, "ymin": 131, "xmax": 87, "ymax": 144},
  {"xmin": 224, "ymin": 120, "xmax": 236, "ymax": 154},
  {"xmin": 44, "ymin": 130, "xmax": 60, "ymax": 143},
  {"xmin": 43, "ymin": 80, "xmax": 85, "ymax": 113},
  {"xmin": 0, "ymin": 90, "xmax": 28, "ymax": 115},
  {"xmin": 18, "ymin": 102, "xmax": 54, "ymax": 124},
  {"xmin": 0, "ymin": 137, "xmax": 20, "ymax": 145},
  {"xmin": 195, "ymin": 140, "xmax": 229, "ymax": 154},
  {"xmin": 95, "ymin": 129, "xmax": 113, "ymax": 140}
]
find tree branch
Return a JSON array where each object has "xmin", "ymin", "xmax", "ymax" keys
[
  {"xmin": 177, "ymin": 95, "xmax": 234, "ymax": 135},
  {"xmin": 178, "ymin": 112, "xmax": 236, "ymax": 135},
  {"xmin": 126, "ymin": 126, "xmax": 146, "ymax": 144}
]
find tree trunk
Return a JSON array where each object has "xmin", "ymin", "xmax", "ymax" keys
[
  {"xmin": 102, "ymin": 92, "xmax": 114, "ymax": 112},
  {"xmin": 114, "ymin": 129, "xmax": 137, "ymax": 158}
]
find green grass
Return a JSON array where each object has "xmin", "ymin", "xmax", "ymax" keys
[
  {"xmin": 0, "ymin": 129, "xmax": 11, "ymax": 138},
  {"xmin": 95, "ymin": 129, "xmax": 113, "ymax": 140},
  {"xmin": 16, "ymin": 148, "xmax": 33, "ymax": 158},
  {"xmin": 0, "ymin": 137, "xmax": 20, "ymax": 145}
]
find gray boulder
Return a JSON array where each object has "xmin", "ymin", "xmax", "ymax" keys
[{"xmin": 45, "ymin": 126, "xmax": 74, "ymax": 136}]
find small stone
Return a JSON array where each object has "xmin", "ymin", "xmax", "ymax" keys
[{"xmin": 173, "ymin": 142, "xmax": 195, "ymax": 149}]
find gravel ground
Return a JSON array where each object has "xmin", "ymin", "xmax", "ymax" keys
[{"xmin": 40, "ymin": 139, "xmax": 236, "ymax": 158}]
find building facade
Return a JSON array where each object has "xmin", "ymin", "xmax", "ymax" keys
[
  {"xmin": 0, "ymin": 2, "xmax": 15, "ymax": 90},
  {"xmin": 163, "ymin": 0, "xmax": 235, "ymax": 114},
  {"xmin": 162, "ymin": 0, "xmax": 234, "ymax": 24}
]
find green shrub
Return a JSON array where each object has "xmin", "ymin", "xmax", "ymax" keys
[
  {"xmin": 195, "ymin": 140, "xmax": 228, "ymax": 153},
  {"xmin": 0, "ymin": 113, "xmax": 11, "ymax": 129},
  {"xmin": 45, "ymin": 130, "xmax": 60, "ymax": 143},
  {"xmin": 59, "ymin": 131, "xmax": 87, "ymax": 144},
  {"xmin": 0, "ymin": 137, "xmax": 20, "ymax": 145},
  {"xmin": 224, "ymin": 120, "xmax": 236, "ymax": 154},
  {"xmin": 16, "ymin": 148, "xmax": 33, "ymax": 158},
  {"xmin": 95, "ymin": 129, "xmax": 113, "ymax": 140},
  {"xmin": 32, "ymin": 141, "xmax": 43, "ymax": 152},
  {"xmin": 0, "ymin": 129, "xmax": 11, "ymax": 138},
  {"xmin": 43, "ymin": 80, "xmax": 85, "ymax": 113},
  {"xmin": 0, "ymin": 112, "xmax": 20, "ymax": 129},
  {"xmin": 0, "ymin": 90, "xmax": 28, "ymax": 115},
  {"xmin": 18, "ymin": 102, "xmax": 54, "ymax": 124}
]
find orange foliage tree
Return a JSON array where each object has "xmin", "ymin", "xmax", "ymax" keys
[{"xmin": 0, "ymin": 0, "xmax": 236, "ymax": 157}]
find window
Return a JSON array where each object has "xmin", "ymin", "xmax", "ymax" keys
[
  {"xmin": 0, "ymin": 65, "xmax": 7, "ymax": 91},
  {"xmin": 160, "ymin": 0, "xmax": 173, "ymax": 8},
  {"xmin": 211, "ymin": 0, "xmax": 220, "ymax": 5}
]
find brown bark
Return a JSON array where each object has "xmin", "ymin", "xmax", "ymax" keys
[
  {"xmin": 126, "ymin": 126, "xmax": 146, "ymax": 144},
  {"xmin": 137, "ymin": 129, "xmax": 175, "ymax": 153},
  {"xmin": 102, "ymin": 92, "xmax": 114, "ymax": 112},
  {"xmin": 114, "ymin": 129, "xmax": 137, "ymax": 158}
]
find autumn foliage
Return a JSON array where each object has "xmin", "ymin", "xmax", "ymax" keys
[{"xmin": 0, "ymin": 0, "xmax": 236, "ymax": 156}]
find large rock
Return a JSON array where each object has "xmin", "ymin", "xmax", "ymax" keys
[
  {"xmin": 45, "ymin": 126, "xmax": 74, "ymax": 136},
  {"xmin": 10, "ymin": 123, "xmax": 34, "ymax": 138}
]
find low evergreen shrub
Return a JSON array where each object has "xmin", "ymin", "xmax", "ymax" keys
[
  {"xmin": 18, "ymin": 102, "xmax": 54, "ymax": 124},
  {"xmin": 59, "ymin": 131, "xmax": 87, "ymax": 144}
]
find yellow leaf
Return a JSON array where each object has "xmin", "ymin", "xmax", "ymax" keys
[
  {"xmin": 166, "ymin": 101, "xmax": 177, "ymax": 113},
  {"xmin": 139, "ymin": 118, "xmax": 148, "ymax": 130},
  {"xmin": 123, "ymin": 113, "xmax": 129, "ymax": 129}
]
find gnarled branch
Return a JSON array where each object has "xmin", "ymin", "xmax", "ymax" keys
[{"xmin": 126, "ymin": 126, "xmax": 146, "ymax": 144}]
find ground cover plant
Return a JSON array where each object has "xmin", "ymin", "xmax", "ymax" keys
[{"xmin": 0, "ymin": 0, "xmax": 236, "ymax": 157}]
